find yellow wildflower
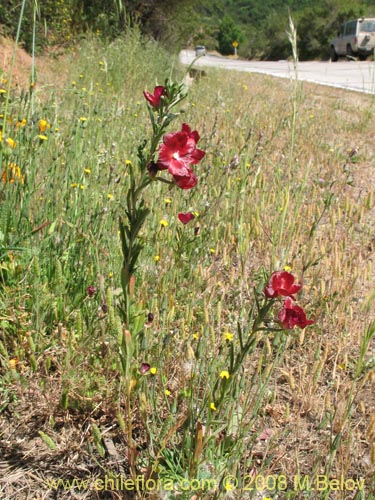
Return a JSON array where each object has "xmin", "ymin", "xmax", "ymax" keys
[
  {"xmin": 220, "ymin": 370, "xmax": 230, "ymax": 380},
  {"xmin": 224, "ymin": 480, "xmax": 235, "ymax": 491},
  {"xmin": 150, "ymin": 367, "xmax": 157, "ymax": 375},
  {"xmin": 6, "ymin": 137, "xmax": 16, "ymax": 148},
  {"xmin": 160, "ymin": 219, "xmax": 168, "ymax": 227},
  {"xmin": 223, "ymin": 332, "xmax": 234, "ymax": 342},
  {"xmin": 210, "ymin": 402, "xmax": 217, "ymax": 411},
  {"xmin": 9, "ymin": 357, "xmax": 18, "ymax": 368}
]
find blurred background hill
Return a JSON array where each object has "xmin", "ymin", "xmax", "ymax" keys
[{"xmin": 1, "ymin": 0, "xmax": 375, "ymax": 60}]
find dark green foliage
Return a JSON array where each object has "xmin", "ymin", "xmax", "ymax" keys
[
  {"xmin": 0, "ymin": 0, "xmax": 75, "ymax": 52},
  {"xmin": 0, "ymin": 0, "xmax": 126, "ymax": 52},
  {"xmin": 200, "ymin": 0, "xmax": 375, "ymax": 60}
]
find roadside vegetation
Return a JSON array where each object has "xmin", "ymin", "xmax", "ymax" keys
[{"xmin": 1, "ymin": 8, "xmax": 375, "ymax": 500}]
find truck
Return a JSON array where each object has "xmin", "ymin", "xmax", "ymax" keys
[{"xmin": 330, "ymin": 18, "xmax": 375, "ymax": 61}]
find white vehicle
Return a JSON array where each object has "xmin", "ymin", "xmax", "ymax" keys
[
  {"xmin": 195, "ymin": 45, "xmax": 206, "ymax": 57},
  {"xmin": 330, "ymin": 18, "xmax": 375, "ymax": 61}
]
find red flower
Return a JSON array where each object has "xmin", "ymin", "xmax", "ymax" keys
[
  {"xmin": 178, "ymin": 212, "xmax": 195, "ymax": 224},
  {"xmin": 157, "ymin": 123, "xmax": 205, "ymax": 188},
  {"xmin": 143, "ymin": 86, "xmax": 165, "ymax": 108},
  {"xmin": 264, "ymin": 271, "xmax": 302, "ymax": 299},
  {"xmin": 172, "ymin": 168, "xmax": 198, "ymax": 189},
  {"xmin": 278, "ymin": 298, "xmax": 314, "ymax": 330}
]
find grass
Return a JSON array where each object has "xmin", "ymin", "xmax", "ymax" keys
[{"xmin": 1, "ymin": 28, "xmax": 375, "ymax": 500}]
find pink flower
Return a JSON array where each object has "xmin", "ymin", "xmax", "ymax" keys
[
  {"xmin": 278, "ymin": 298, "xmax": 314, "ymax": 330},
  {"xmin": 157, "ymin": 123, "xmax": 205, "ymax": 189},
  {"xmin": 178, "ymin": 212, "xmax": 195, "ymax": 224},
  {"xmin": 143, "ymin": 86, "xmax": 165, "ymax": 108},
  {"xmin": 264, "ymin": 271, "xmax": 302, "ymax": 299},
  {"xmin": 140, "ymin": 363, "xmax": 151, "ymax": 374}
]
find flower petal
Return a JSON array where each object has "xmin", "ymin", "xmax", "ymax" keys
[
  {"xmin": 264, "ymin": 271, "xmax": 302, "ymax": 299},
  {"xmin": 178, "ymin": 212, "xmax": 195, "ymax": 224},
  {"xmin": 278, "ymin": 297, "xmax": 314, "ymax": 329},
  {"xmin": 173, "ymin": 169, "xmax": 198, "ymax": 189}
]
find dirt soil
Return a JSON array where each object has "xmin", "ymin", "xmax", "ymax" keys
[{"xmin": 0, "ymin": 36, "xmax": 67, "ymax": 89}]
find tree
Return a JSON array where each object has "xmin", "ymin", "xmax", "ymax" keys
[{"xmin": 217, "ymin": 15, "xmax": 244, "ymax": 55}]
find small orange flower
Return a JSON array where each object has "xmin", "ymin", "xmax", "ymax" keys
[{"xmin": 39, "ymin": 119, "xmax": 49, "ymax": 133}]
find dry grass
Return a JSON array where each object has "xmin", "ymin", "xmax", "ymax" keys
[{"xmin": 2, "ymin": 39, "xmax": 375, "ymax": 499}]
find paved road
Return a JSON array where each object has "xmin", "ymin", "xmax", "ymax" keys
[{"xmin": 179, "ymin": 50, "xmax": 375, "ymax": 94}]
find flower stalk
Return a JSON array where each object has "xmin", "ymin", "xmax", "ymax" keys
[
  {"xmin": 210, "ymin": 270, "xmax": 314, "ymax": 412},
  {"xmin": 118, "ymin": 79, "xmax": 205, "ymax": 324}
]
